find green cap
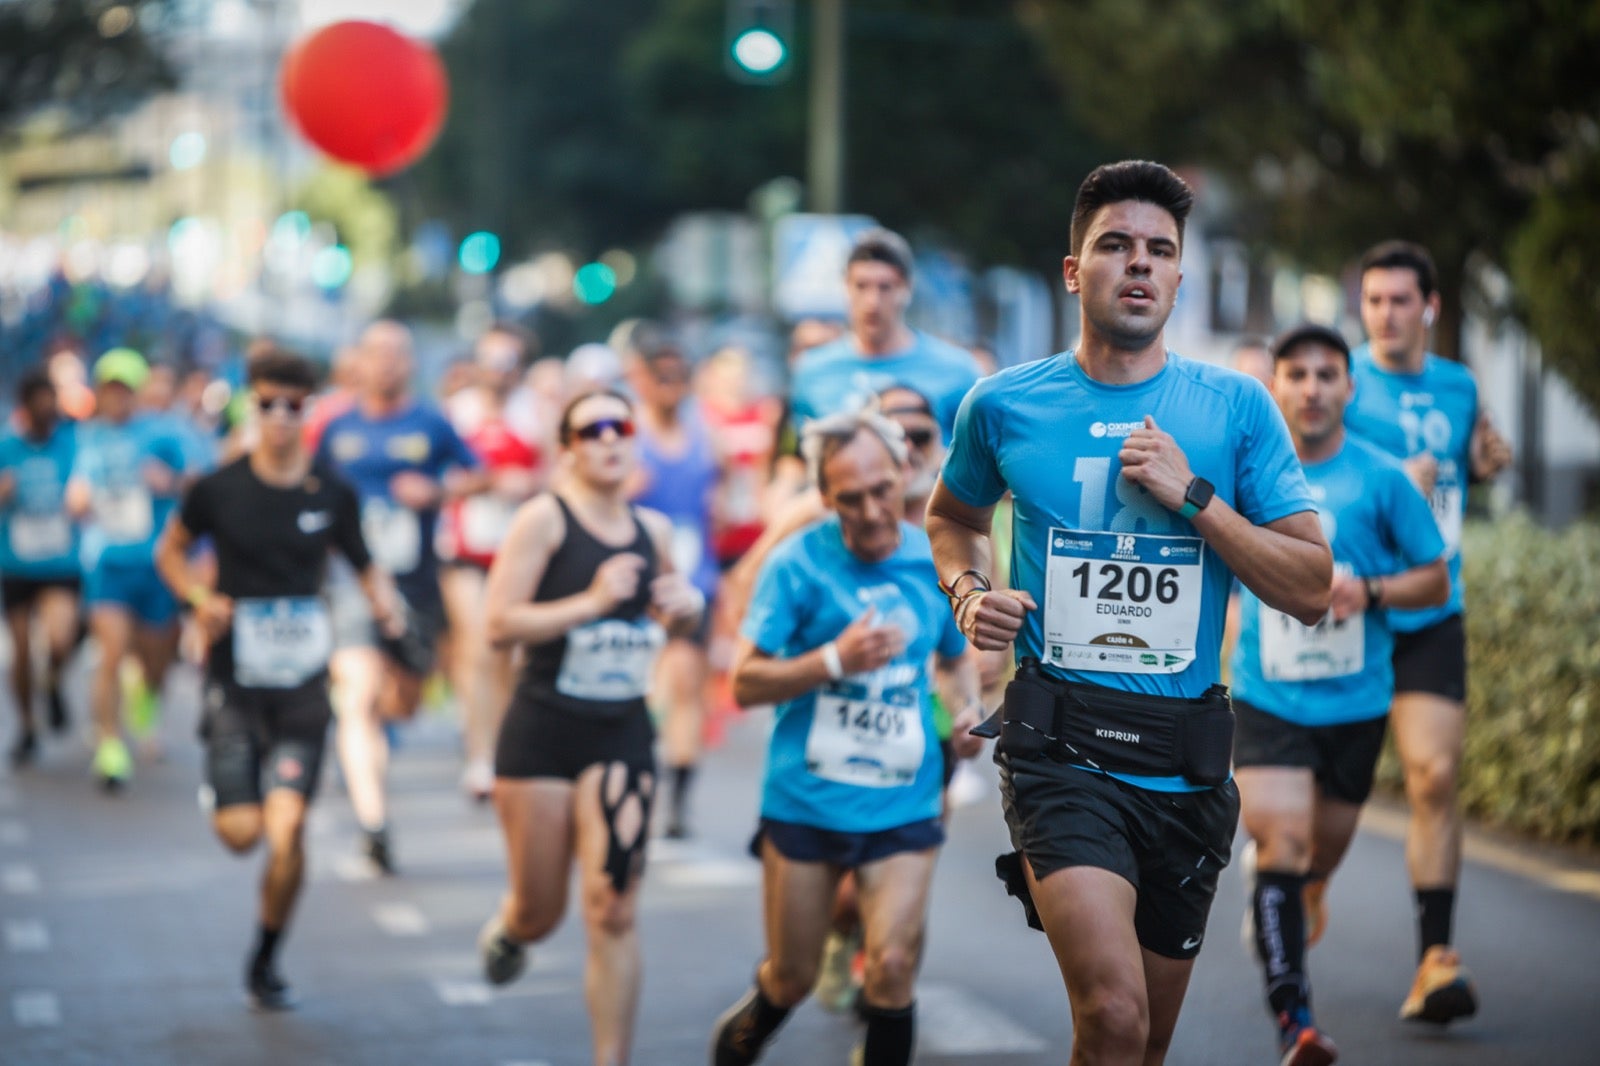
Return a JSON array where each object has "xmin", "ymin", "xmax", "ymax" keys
[{"xmin": 94, "ymin": 348, "xmax": 150, "ymax": 390}]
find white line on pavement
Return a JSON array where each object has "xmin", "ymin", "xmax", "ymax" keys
[
  {"xmin": 4, "ymin": 919, "xmax": 50, "ymax": 952},
  {"xmin": 432, "ymin": 978, "xmax": 578, "ymax": 1006},
  {"xmin": 432, "ymin": 979, "xmax": 493, "ymax": 1006},
  {"xmin": 2, "ymin": 864, "xmax": 41, "ymax": 894},
  {"xmin": 12, "ymin": 991, "xmax": 60, "ymax": 1028},
  {"xmin": 330, "ymin": 854, "xmax": 379, "ymax": 882},
  {"xmin": 373, "ymin": 902, "xmax": 431, "ymax": 937},
  {"xmin": 915, "ymin": 982, "xmax": 1049, "ymax": 1055},
  {"xmin": 0, "ymin": 819, "xmax": 26, "ymax": 846}
]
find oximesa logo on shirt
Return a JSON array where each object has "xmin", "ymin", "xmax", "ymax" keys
[{"xmin": 1089, "ymin": 420, "xmax": 1142, "ymax": 439}]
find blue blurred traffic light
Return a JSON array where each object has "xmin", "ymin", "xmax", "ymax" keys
[
  {"xmin": 726, "ymin": 0, "xmax": 793, "ymax": 84},
  {"xmin": 459, "ymin": 231, "xmax": 501, "ymax": 275}
]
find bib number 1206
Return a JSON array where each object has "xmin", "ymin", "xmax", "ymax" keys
[{"xmin": 1070, "ymin": 562, "xmax": 1180, "ymax": 605}]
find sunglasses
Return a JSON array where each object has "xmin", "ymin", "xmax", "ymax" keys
[
  {"xmin": 902, "ymin": 427, "xmax": 935, "ymax": 448},
  {"xmin": 256, "ymin": 395, "xmax": 306, "ymax": 416},
  {"xmin": 571, "ymin": 417, "xmax": 634, "ymax": 442}
]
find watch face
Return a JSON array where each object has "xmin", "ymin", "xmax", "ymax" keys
[{"xmin": 1187, "ymin": 477, "xmax": 1215, "ymax": 509}]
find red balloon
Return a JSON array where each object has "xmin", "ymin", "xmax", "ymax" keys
[{"xmin": 280, "ymin": 21, "xmax": 448, "ymax": 176}]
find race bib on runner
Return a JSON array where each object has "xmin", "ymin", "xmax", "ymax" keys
[
  {"xmin": 556, "ymin": 618, "xmax": 666, "ymax": 701},
  {"xmin": 363, "ymin": 500, "xmax": 421, "ymax": 574},
  {"xmin": 233, "ymin": 597, "xmax": 333, "ymax": 689},
  {"xmin": 805, "ymin": 673, "xmax": 925, "ymax": 788},
  {"xmin": 1428, "ymin": 482, "xmax": 1463, "ymax": 556},
  {"xmin": 9, "ymin": 513, "xmax": 71, "ymax": 561},
  {"xmin": 1259, "ymin": 605, "xmax": 1364, "ymax": 681},
  {"xmin": 93, "ymin": 487, "xmax": 153, "ymax": 544},
  {"xmin": 460, "ymin": 496, "xmax": 514, "ymax": 556},
  {"xmin": 1043, "ymin": 528, "xmax": 1204, "ymax": 674}
]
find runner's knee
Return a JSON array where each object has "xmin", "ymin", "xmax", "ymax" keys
[
  {"xmin": 214, "ymin": 808, "xmax": 263, "ymax": 853},
  {"xmin": 1404, "ymin": 750, "xmax": 1459, "ymax": 807},
  {"xmin": 1075, "ymin": 987, "xmax": 1149, "ymax": 1055},
  {"xmin": 862, "ymin": 939, "xmax": 919, "ymax": 1004}
]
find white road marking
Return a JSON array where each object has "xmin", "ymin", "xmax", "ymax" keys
[
  {"xmin": 915, "ymin": 982, "xmax": 1049, "ymax": 1055},
  {"xmin": 0, "ymin": 819, "xmax": 27, "ymax": 846},
  {"xmin": 432, "ymin": 979, "xmax": 493, "ymax": 1006},
  {"xmin": 373, "ymin": 902, "xmax": 431, "ymax": 937},
  {"xmin": 4, "ymin": 919, "xmax": 50, "ymax": 952},
  {"xmin": 432, "ymin": 978, "xmax": 578, "ymax": 1006},
  {"xmin": 651, "ymin": 859, "xmax": 761, "ymax": 890},
  {"xmin": 12, "ymin": 990, "xmax": 60, "ymax": 1027},
  {"xmin": 2, "ymin": 864, "xmax": 41, "ymax": 894},
  {"xmin": 331, "ymin": 854, "xmax": 379, "ymax": 882}
]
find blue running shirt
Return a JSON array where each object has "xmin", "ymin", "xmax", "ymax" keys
[
  {"xmin": 941, "ymin": 352, "xmax": 1315, "ymax": 790},
  {"xmin": 742, "ymin": 518, "xmax": 968, "ymax": 832},
  {"xmin": 72, "ymin": 416, "xmax": 187, "ymax": 571},
  {"xmin": 315, "ymin": 403, "xmax": 478, "ymax": 603},
  {"xmin": 633, "ymin": 408, "xmax": 720, "ymax": 600},
  {"xmin": 0, "ymin": 423, "xmax": 80, "ymax": 579},
  {"xmin": 790, "ymin": 331, "xmax": 981, "ymax": 442},
  {"xmin": 1232, "ymin": 436, "xmax": 1446, "ymax": 725},
  {"xmin": 1344, "ymin": 345, "xmax": 1477, "ymax": 631}
]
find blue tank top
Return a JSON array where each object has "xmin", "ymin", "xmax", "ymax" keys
[{"xmin": 633, "ymin": 408, "xmax": 719, "ymax": 598}]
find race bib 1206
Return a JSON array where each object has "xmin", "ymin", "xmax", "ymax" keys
[{"xmin": 1043, "ymin": 528, "xmax": 1205, "ymax": 675}]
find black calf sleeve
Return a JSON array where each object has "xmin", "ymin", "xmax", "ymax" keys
[
  {"xmin": 860, "ymin": 1000, "xmax": 916, "ymax": 1066},
  {"xmin": 1253, "ymin": 870, "xmax": 1309, "ymax": 1018}
]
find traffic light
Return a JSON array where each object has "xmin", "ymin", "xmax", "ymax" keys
[{"xmin": 725, "ymin": 0, "xmax": 793, "ymax": 84}]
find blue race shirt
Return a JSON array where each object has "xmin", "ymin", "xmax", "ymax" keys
[
  {"xmin": 941, "ymin": 351, "xmax": 1315, "ymax": 791},
  {"xmin": 0, "ymin": 423, "xmax": 80, "ymax": 579},
  {"xmin": 315, "ymin": 402, "xmax": 479, "ymax": 604},
  {"xmin": 790, "ymin": 331, "xmax": 981, "ymax": 442},
  {"xmin": 742, "ymin": 518, "xmax": 968, "ymax": 832},
  {"xmin": 72, "ymin": 416, "xmax": 187, "ymax": 571},
  {"xmin": 1345, "ymin": 345, "xmax": 1477, "ymax": 631},
  {"xmin": 1232, "ymin": 435, "xmax": 1446, "ymax": 725},
  {"xmin": 633, "ymin": 406, "xmax": 720, "ymax": 600}
]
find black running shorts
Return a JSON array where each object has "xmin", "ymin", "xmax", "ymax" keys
[
  {"xmin": 750, "ymin": 817, "xmax": 945, "ymax": 867},
  {"xmin": 998, "ymin": 754, "xmax": 1239, "ymax": 959},
  {"xmin": 1232, "ymin": 698, "xmax": 1390, "ymax": 805},
  {"xmin": 2, "ymin": 574, "xmax": 81, "ymax": 611},
  {"xmin": 494, "ymin": 699, "xmax": 656, "ymax": 782},
  {"xmin": 1391, "ymin": 612, "xmax": 1467, "ymax": 703},
  {"xmin": 201, "ymin": 678, "xmax": 333, "ymax": 809}
]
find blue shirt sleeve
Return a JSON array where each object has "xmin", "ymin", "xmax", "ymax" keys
[
  {"xmin": 740, "ymin": 547, "xmax": 805, "ymax": 655},
  {"xmin": 1385, "ymin": 464, "xmax": 1447, "ymax": 568},
  {"xmin": 1234, "ymin": 381, "xmax": 1314, "ymax": 525},
  {"xmin": 938, "ymin": 378, "xmax": 1006, "ymax": 508},
  {"xmin": 433, "ymin": 411, "xmax": 480, "ymax": 473}
]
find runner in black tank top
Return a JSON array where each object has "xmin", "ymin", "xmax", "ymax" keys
[{"xmin": 475, "ymin": 390, "xmax": 703, "ymax": 1066}]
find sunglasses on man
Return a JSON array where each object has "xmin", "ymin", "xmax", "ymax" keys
[{"xmin": 571, "ymin": 417, "xmax": 635, "ymax": 442}]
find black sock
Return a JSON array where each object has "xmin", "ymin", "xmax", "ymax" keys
[
  {"xmin": 670, "ymin": 764, "xmax": 695, "ymax": 816},
  {"xmin": 250, "ymin": 924, "xmax": 282, "ymax": 976},
  {"xmin": 860, "ymin": 1000, "xmax": 916, "ymax": 1066},
  {"xmin": 1416, "ymin": 887, "xmax": 1455, "ymax": 958},
  {"xmin": 716, "ymin": 981, "xmax": 791, "ymax": 1060},
  {"xmin": 1252, "ymin": 870, "xmax": 1309, "ymax": 1019}
]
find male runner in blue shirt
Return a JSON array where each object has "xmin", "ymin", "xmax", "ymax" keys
[
  {"xmin": 1344, "ymin": 241, "xmax": 1512, "ymax": 1023},
  {"xmin": 1233, "ymin": 324, "xmax": 1449, "ymax": 1064},
  {"xmin": 927, "ymin": 161, "xmax": 1332, "ymax": 1065}
]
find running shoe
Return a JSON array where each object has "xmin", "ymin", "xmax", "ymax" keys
[
  {"xmin": 93, "ymin": 736, "xmax": 132, "ymax": 791},
  {"xmin": 247, "ymin": 966, "xmax": 297, "ymax": 1011},
  {"xmin": 8, "ymin": 731, "xmax": 38, "ymax": 768},
  {"xmin": 363, "ymin": 827, "xmax": 396, "ymax": 876},
  {"xmin": 1277, "ymin": 1011, "xmax": 1338, "ymax": 1066},
  {"xmin": 478, "ymin": 913, "xmax": 527, "ymax": 986},
  {"xmin": 1399, "ymin": 945, "xmax": 1478, "ymax": 1024},
  {"xmin": 1304, "ymin": 878, "xmax": 1328, "ymax": 949},
  {"xmin": 710, "ymin": 987, "xmax": 773, "ymax": 1066},
  {"xmin": 47, "ymin": 685, "xmax": 68, "ymax": 734},
  {"xmin": 812, "ymin": 928, "xmax": 863, "ymax": 1014},
  {"xmin": 461, "ymin": 759, "xmax": 494, "ymax": 805},
  {"xmin": 663, "ymin": 812, "xmax": 692, "ymax": 840}
]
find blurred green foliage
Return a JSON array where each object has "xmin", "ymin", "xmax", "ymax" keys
[{"xmin": 1375, "ymin": 516, "xmax": 1600, "ymax": 843}]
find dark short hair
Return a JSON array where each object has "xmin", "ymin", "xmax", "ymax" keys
[
  {"xmin": 558, "ymin": 388, "xmax": 633, "ymax": 446},
  {"xmin": 1359, "ymin": 240, "xmax": 1437, "ymax": 299},
  {"xmin": 1272, "ymin": 323, "xmax": 1351, "ymax": 368},
  {"xmin": 876, "ymin": 383, "xmax": 934, "ymax": 417},
  {"xmin": 247, "ymin": 347, "xmax": 319, "ymax": 392},
  {"xmin": 17, "ymin": 368, "xmax": 54, "ymax": 405},
  {"xmin": 1070, "ymin": 161, "xmax": 1194, "ymax": 256},
  {"xmin": 847, "ymin": 228, "xmax": 914, "ymax": 282}
]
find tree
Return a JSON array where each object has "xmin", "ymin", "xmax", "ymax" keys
[{"xmin": 0, "ymin": 0, "xmax": 175, "ymax": 136}]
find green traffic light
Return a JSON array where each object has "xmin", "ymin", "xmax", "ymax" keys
[{"xmin": 732, "ymin": 28, "xmax": 786, "ymax": 74}]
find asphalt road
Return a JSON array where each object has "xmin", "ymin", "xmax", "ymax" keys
[{"xmin": 3, "ymin": 660, "xmax": 1599, "ymax": 1065}]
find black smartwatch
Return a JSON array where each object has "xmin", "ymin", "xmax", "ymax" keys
[{"xmin": 1178, "ymin": 476, "xmax": 1214, "ymax": 519}]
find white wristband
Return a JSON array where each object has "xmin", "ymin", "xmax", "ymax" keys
[{"xmin": 821, "ymin": 641, "xmax": 844, "ymax": 680}]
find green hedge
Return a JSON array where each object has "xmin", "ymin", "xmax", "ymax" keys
[{"xmin": 1374, "ymin": 513, "xmax": 1600, "ymax": 844}]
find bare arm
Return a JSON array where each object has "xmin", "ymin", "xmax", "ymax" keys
[
  {"xmin": 1190, "ymin": 504, "xmax": 1331, "ymax": 626},
  {"xmin": 729, "ymin": 637, "xmax": 834, "ymax": 708},
  {"xmin": 926, "ymin": 477, "xmax": 1037, "ymax": 651},
  {"xmin": 639, "ymin": 508, "xmax": 705, "ymax": 639},
  {"xmin": 355, "ymin": 565, "xmax": 404, "ymax": 637},
  {"xmin": 484, "ymin": 495, "xmax": 606, "ymax": 649},
  {"xmin": 1329, "ymin": 556, "xmax": 1449, "ymax": 622},
  {"xmin": 155, "ymin": 515, "xmax": 232, "ymax": 642},
  {"xmin": 936, "ymin": 649, "xmax": 986, "ymax": 760}
]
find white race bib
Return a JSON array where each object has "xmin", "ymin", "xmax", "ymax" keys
[
  {"xmin": 93, "ymin": 487, "xmax": 153, "ymax": 544},
  {"xmin": 1043, "ymin": 528, "xmax": 1205, "ymax": 674},
  {"xmin": 362, "ymin": 500, "xmax": 421, "ymax": 573},
  {"xmin": 556, "ymin": 618, "xmax": 666, "ymax": 701},
  {"xmin": 805, "ymin": 678, "xmax": 926, "ymax": 788},
  {"xmin": 1428, "ymin": 482, "xmax": 1463, "ymax": 556},
  {"xmin": 1259, "ymin": 605, "xmax": 1364, "ymax": 681},
  {"xmin": 233, "ymin": 597, "xmax": 333, "ymax": 689},
  {"xmin": 460, "ymin": 496, "xmax": 514, "ymax": 556},
  {"xmin": 10, "ymin": 513, "xmax": 71, "ymax": 561},
  {"xmin": 669, "ymin": 522, "xmax": 704, "ymax": 577}
]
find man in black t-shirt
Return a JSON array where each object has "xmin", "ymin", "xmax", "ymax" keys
[{"xmin": 156, "ymin": 348, "xmax": 401, "ymax": 1011}]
